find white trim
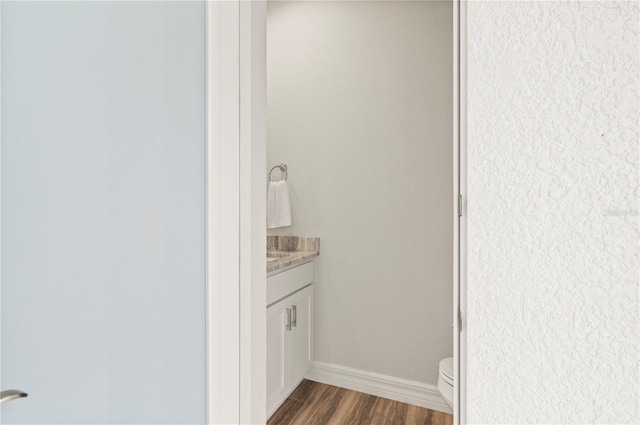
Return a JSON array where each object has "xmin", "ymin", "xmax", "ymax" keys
[
  {"xmin": 457, "ymin": 1, "xmax": 468, "ymax": 424},
  {"xmin": 452, "ymin": 0, "xmax": 461, "ymax": 422},
  {"xmin": 306, "ymin": 362, "xmax": 452, "ymax": 415},
  {"xmin": 206, "ymin": 1, "xmax": 241, "ymax": 423},
  {"xmin": 239, "ymin": 1, "xmax": 267, "ymax": 423},
  {"xmin": 453, "ymin": 1, "xmax": 467, "ymax": 424},
  {"xmin": 206, "ymin": 2, "xmax": 268, "ymax": 423}
]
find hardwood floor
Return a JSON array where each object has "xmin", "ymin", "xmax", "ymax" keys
[{"xmin": 268, "ymin": 380, "xmax": 453, "ymax": 425}]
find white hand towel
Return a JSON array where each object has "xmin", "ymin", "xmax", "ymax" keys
[{"xmin": 267, "ymin": 180, "xmax": 292, "ymax": 229}]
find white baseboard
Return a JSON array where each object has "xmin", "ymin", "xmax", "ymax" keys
[{"xmin": 305, "ymin": 361, "xmax": 452, "ymax": 415}]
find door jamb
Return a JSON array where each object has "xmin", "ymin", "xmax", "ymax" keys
[
  {"xmin": 205, "ymin": 1, "xmax": 267, "ymax": 424},
  {"xmin": 453, "ymin": 0, "xmax": 467, "ymax": 424},
  {"xmin": 206, "ymin": 1, "xmax": 241, "ymax": 423}
]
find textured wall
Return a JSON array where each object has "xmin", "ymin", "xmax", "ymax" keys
[
  {"xmin": 267, "ymin": 1, "xmax": 453, "ymax": 384},
  {"xmin": 467, "ymin": 1, "xmax": 639, "ymax": 423}
]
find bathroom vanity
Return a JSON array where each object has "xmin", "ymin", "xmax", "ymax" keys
[{"xmin": 266, "ymin": 236, "xmax": 319, "ymax": 418}]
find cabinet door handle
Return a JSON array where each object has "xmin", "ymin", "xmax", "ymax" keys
[
  {"xmin": 286, "ymin": 308, "xmax": 292, "ymax": 331},
  {"xmin": 291, "ymin": 305, "xmax": 297, "ymax": 327}
]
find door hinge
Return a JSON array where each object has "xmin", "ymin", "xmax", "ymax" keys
[
  {"xmin": 458, "ymin": 194, "xmax": 463, "ymax": 217},
  {"xmin": 457, "ymin": 309, "xmax": 463, "ymax": 333}
]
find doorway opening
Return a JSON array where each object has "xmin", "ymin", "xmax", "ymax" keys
[{"xmin": 263, "ymin": 1, "xmax": 464, "ymax": 423}]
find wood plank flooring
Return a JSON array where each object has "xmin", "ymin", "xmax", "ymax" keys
[{"xmin": 268, "ymin": 380, "xmax": 453, "ymax": 425}]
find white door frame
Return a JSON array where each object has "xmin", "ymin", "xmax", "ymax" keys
[
  {"xmin": 453, "ymin": 0, "xmax": 468, "ymax": 423},
  {"xmin": 205, "ymin": 1, "xmax": 267, "ymax": 424},
  {"xmin": 206, "ymin": 1, "xmax": 240, "ymax": 423},
  {"xmin": 206, "ymin": 0, "xmax": 466, "ymax": 423},
  {"xmin": 238, "ymin": 1, "xmax": 267, "ymax": 423}
]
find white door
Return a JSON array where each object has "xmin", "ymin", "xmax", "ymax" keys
[{"xmin": 0, "ymin": 2, "xmax": 206, "ymax": 423}]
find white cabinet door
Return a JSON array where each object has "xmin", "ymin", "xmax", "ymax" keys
[
  {"xmin": 289, "ymin": 285, "xmax": 315, "ymax": 387},
  {"xmin": 266, "ymin": 297, "xmax": 291, "ymax": 416},
  {"xmin": 266, "ymin": 279, "xmax": 314, "ymax": 419}
]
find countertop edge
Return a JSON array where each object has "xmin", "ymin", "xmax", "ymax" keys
[{"xmin": 267, "ymin": 251, "xmax": 319, "ymax": 275}]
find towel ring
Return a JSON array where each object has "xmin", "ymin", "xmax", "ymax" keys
[{"xmin": 269, "ymin": 163, "xmax": 288, "ymax": 182}]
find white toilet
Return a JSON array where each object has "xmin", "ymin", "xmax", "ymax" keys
[{"xmin": 437, "ymin": 357, "xmax": 454, "ymax": 410}]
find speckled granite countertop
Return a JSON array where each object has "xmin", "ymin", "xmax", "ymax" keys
[{"xmin": 267, "ymin": 236, "xmax": 320, "ymax": 274}]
